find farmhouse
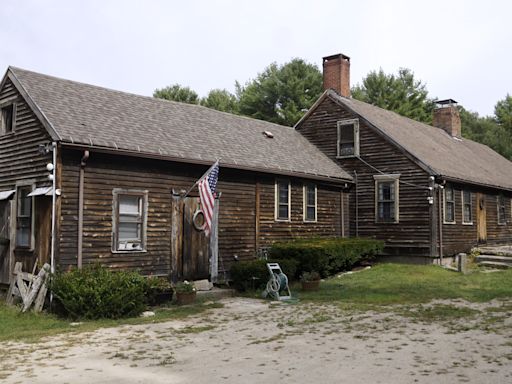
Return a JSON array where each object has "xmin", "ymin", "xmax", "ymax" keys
[
  {"xmin": 297, "ymin": 54, "xmax": 512, "ymax": 261},
  {"xmin": 1, "ymin": 53, "xmax": 511, "ymax": 285},
  {"xmin": 0, "ymin": 66, "xmax": 351, "ymax": 285}
]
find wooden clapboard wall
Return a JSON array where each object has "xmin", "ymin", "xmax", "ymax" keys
[{"xmin": 59, "ymin": 149, "xmax": 346, "ymax": 277}]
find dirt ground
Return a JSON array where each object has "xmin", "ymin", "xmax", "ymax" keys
[{"xmin": 1, "ymin": 297, "xmax": 511, "ymax": 383}]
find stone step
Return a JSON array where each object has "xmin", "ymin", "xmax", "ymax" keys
[
  {"xmin": 196, "ymin": 287, "xmax": 236, "ymax": 301},
  {"xmin": 476, "ymin": 255, "xmax": 512, "ymax": 263},
  {"xmin": 473, "ymin": 246, "xmax": 512, "ymax": 257},
  {"xmin": 478, "ymin": 261, "xmax": 511, "ymax": 269}
]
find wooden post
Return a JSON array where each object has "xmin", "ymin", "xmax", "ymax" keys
[
  {"xmin": 209, "ymin": 196, "xmax": 220, "ymax": 283},
  {"xmin": 340, "ymin": 191, "xmax": 345, "ymax": 238},
  {"xmin": 170, "ymin": 195, "xmax": 183, "ymax": 283}
]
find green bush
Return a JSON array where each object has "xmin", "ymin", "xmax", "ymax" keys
[
  {"xmin": 51, "ymin": 265, "xmax": 149, "ymax": 319},
  {"xmin": 269, "ymin": 237, "xmax": 384, "ymax": 277},
  {"xmin": 229, "ymin": 259, "xmax": 298, "ymax": 291}
]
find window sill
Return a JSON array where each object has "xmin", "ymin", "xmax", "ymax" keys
[
  {"xmin": 275, "ymin": 219, "xmax": 291, "ymax": 223},
  {"xmin": 336, "ymin": 155, "xmax": 357, "ymax": 159},
  {"xmin": 111, "ymin": 249, "xmax": 147, "ymax": 254},
  {"xmin": 462, "ymin": 222, "xmax": 473, "ymax": 226},
  {"xmin": 303, "ymin": 219, "xmax": 317, "ymax": 223},
  {"xmin": 443, "ymin": 221, "xmax": 456, "ymax": 225}
]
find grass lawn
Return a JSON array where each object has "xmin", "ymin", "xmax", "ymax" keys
[
  {"xmin": 1, "ymin": 264, "xmax": 511, "ymax": 343},
  {"xmin": 297, "ymin": 263, "xmax": 512, "ymax": 306},
  {"xmin": 0, "ymin": 299, "xmax": 222, "ymax": 343}
]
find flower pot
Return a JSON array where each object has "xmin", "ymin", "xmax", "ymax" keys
[
  {"xmin": 176, "ymin": 291, "xmax": 197, "ymax": 305},
  {"xmin": 301, "ymin": 280, "xmax": 320, "ymax": 291}
]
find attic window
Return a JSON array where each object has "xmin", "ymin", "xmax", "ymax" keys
[
  {"xmin": 1, "ymin": 103, "xmax": 16, "ymax": 134},
  {"xmin": 337, "ymin": 118, "xmax": 359, "ymax": 158},
  {"xmin": 263, "ymin": 131, "xmax": 274, "ymax": 138}
]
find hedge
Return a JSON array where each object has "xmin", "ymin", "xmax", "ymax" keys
[
  {"xmin": 269, "ymin": 237, "xmax": 384, "ymax": 277},
  {"xmin": 229, "ymin": 259, "xmax": 298, "ymax": 291},
  {"xmin": 51, "ymin": 265, "xmax": 149, "ymax": 319}
]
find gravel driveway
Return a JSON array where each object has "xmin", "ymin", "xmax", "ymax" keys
[{"xmin": 1, "ymin": 297, "xmax": 511, "ymax": 383}]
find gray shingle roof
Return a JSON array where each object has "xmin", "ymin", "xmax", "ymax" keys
[
  {"xmin": 325, "ymin": 90, "xmax": 512, "ymax": 191},
  {"xmin": 8, "ymin": 67, "xmax": 351, "ymax": 182}
]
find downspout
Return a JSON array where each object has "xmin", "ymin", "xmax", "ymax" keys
[
  {"xmin": 354, "ymin": 170, "xmax": 358, "ymax": 237},
  {"xmin": 77, "ymin": 150, "xmax": 89, "ymax": 269},
  {"xmin": 50, "ymin": 142, "xmax": 57, "ymax": 305},
  {"xmin": 438, "ymin": 187, "xmax": 443, "ymax": 265}
]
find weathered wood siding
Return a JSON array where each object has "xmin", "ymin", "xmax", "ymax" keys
[
  {"xmin": 297, "ymin": 97, "xmax": 433, "ymax": 256},
  {"xmin": 441, "ymin": 184, "xmax": 512, "ymax": 255},
  {"xmin": 0, "ymin": 78, "xmax": 53, "ymax": 275},
  {"xmin": 60, "ymin": 150, "xmax": 344, "ymax": 276}
]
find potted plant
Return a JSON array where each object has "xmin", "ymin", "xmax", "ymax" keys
[
  {"xmin": 146, "ymin": 277, "xmax": 174, "ymax": 306},
  {"xmin": 300, "ymin": 271, "xmax": 321, "ymax": 291},
  {"xmin": 174, "ymin": 281, "xmax": 197, "ymax": 305}
]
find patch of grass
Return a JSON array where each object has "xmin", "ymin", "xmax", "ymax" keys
[
  {"xmin": 297, "ymin": 264, "xmax": 512, "ymax": 307},
  {"xmin": 175, "ymin": 325, "xmax": 215, "ymax": 334},
  {"xmin": 399, "ymin": 304, "xmax": 480, "ymax": 321},
  {"xmin": 0, "ymin": 300, "xmax": 223, "ymax": 343}
]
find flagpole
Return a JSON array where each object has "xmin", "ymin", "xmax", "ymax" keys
[{"xmin": 181, "ymin": 159, "xmax": 220, "ymax": 198}]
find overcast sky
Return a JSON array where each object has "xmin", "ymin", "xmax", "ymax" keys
[{"xmin": 1, "ymin": 0, "xmax": 510, "ymax": 117}]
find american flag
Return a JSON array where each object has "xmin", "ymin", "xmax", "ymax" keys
[{"xmin": 198, "ymin": 161, "xmax": 219, "ymax": 236}]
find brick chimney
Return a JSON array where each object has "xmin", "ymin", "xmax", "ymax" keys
[
  {"xmin": 322, "ymin": 53, "xmax": 350, "ymax": 97},
  {"xmin": 432, "ymin": 99, "xmax": 461, "ymax": 138}
]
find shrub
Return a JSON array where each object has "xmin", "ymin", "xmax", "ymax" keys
[
  {"xmin": 145, "ymin": 276, "xmax": 174, "ymax": 306},
  {"xmin": 229, "ymin": 259, "xmax": 298, "ymax": 291},
  {"xmin": 50, "ymin": 265, "xmax": 149, "ymax": 319},
  {"xmin": 269, "ymin": 237, "xmax": 384, "ymax": 277}
]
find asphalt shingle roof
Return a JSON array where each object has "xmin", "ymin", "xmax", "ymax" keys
[
  {"xmin": 325, "ymin": 90, "xmax": 512, "ymax": 191},
  {"xmin": 8, "ymin": 67, "xmax": 351, "ymax": 182}
]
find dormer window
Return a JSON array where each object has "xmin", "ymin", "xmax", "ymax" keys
[
  {"xmin": 1, "ymin": 104, "xmax": 16, "ymax": 134},
  {"xmin": 337, "ymin": 118, "xmax": 359, "ymax": 158}
]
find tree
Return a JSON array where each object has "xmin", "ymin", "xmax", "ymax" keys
[
  {"xmin": 237, "ymin": 58, "xmax": 323, "ymax": 126},
  {"xmin": 460, "ymin": 107, "xmax": 512, "ymax": 160},
  {"xmin": 200, "ymin": 89, "xmax": 239, "ymax": 114},
  {"xmin": 351, "ymin": 68, "xmax": 436, "ymax": 124},
  {"xmin": 153, "ymin": 84, "xmax": 199, "ymax": 104},
  {"xmin": 494, "ymin": 94, "xmax": 512, "ymax": 131}
]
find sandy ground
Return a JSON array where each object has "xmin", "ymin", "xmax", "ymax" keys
[{"xmin": 1, "ymin": 297, "xmax": 511, "ymax": 384}]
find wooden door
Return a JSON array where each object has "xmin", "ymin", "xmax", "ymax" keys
[
  {"xmin": 477, "ymin": 193, "xmax": 487, "ymax": 243},
  {"xmin": 181, "ymin": 197, "xmax": 209, "ymax": 280},
  {"xmin": 0, "ymin": 201, "xmax": 12, "ymax": 284}
]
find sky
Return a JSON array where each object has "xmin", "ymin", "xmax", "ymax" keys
[{"xmin": 0, "ymin": 0, "xmax": 510, "ymax": 117}]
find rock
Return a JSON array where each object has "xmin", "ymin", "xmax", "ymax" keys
[
  {"xmin": 141, "ymin": 311, "xmax": 155, "ymax": 317},
  {"xmin": 193, "ymin": 279, "xmax": 213, "ymax": 291},
  {"xmin": 70, "ymin": 322, "xmax": 83, "ymax": 327}
]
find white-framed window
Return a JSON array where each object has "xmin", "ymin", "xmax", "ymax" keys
[
  {"xmin": 374, "ymin": 174, "xmax": 400, "ymax": 223},
  {"xmin": 497, "ymin": 194, "xmax": 506, "ymax": 225},
  {"xmin": 443, "ymin": 185, "xmax": 455, "ymax": 224},
  {"xmin": 275, "ymin": 180, "xmax": 291, "ymax": 221},
  {"xmin": 112, "ymin": 189, "xmax": 148, "ymax": 252},
  {"xmin": 337, "ymin": 118, "xmax": 360, "ymax": 158},
  {"xmin": 16, "ymin": 185, "xmax": 33, "ymax": 248},
  {"xmin": 1, "ymin": 103, "xmax": 16, "ymax": 134},
  {"xmin": 462, "ymin": 190, "xmax": 473, "ymax": 224},
  {"xmin": 303, "ymin": 183, "xmax": 317, "ymax": 222}
]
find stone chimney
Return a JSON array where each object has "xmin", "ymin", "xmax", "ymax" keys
[
  {"xmin": 322, "ymin": 53, "xmax": 350, "ymax": 97},
  {"xmin": 432, "ymin": 99, "xmax": 461, "ymax": 138}
]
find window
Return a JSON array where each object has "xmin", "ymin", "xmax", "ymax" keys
[
  {"xmin": 1, "ymin": 104, "xmax": 15, "ymax": 134},
  {"xmin": 113, "ymin": 189, "xmax": 147, "ymax": 252},
  {"xmin": 303, "ymin": 184, "xmax": 317, "ymax": 222},
  {"xmin": 444, "ymin": 185, "xmax": 456, "ymax": 223},
  {"xmin": 337, "ymin": 118, "xmax": 359, "ymax": 158},
  {"xmin": 462, "ymin": 190, "xmax": 472, "ymax": 224},
  {"xmin": 16, "ymin": 186, "xmax": 33, "ymax": 247},
  {"xmin": 374, "ymin": 174, "xmax": 400, "ymax": 223},
  {"xmin": 275, "ymin": 180, "xmax": 290, "ymax": 221},
  {"xmin": 497, "ymin": 194, "xmax": 506, "ymax": 225}
]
